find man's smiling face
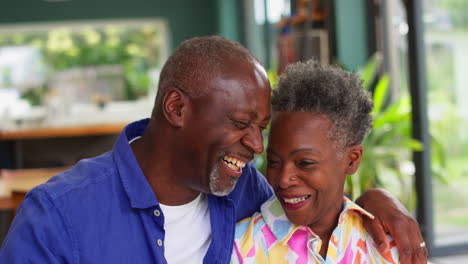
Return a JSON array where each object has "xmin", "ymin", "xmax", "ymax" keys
[{"xmin": 182, "ymin": 58, "xmax": 271, "ymax": 196}]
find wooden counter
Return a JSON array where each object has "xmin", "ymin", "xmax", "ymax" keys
[
  {"xmin": 0, "ymin": 123, "xmax": 127, "ymax": 140},
  {"xmin": 0, "ymin": 168, "xmax": 68, "ymax": 211}
]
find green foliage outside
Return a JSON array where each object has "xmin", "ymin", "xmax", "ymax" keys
[
  {"xmin": 0, "ymin": 25, "xmax": 162, "ymax": 102},
  {"xmin": 425, "ymin": 28, "xmax": 468, "ymax": 227},
  {"xmin": 439, "ymin": 0, "xmax": 468, "ymax": 29},
  {"xmin": 350, "ymin": 56, "xmax": 422, "ymax": 210},
  {"xmin": 349, "ymin": 55, "xmax": 452, "ymax": 211}
]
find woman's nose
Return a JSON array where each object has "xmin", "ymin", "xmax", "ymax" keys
[{"xmin": 278, "ymin": 165, "xmax": 298, "ymax": 189}]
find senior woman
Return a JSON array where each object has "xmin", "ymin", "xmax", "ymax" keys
[{"xmin": 231, "ymin": 60, "xmax": 400, "ymax": 263}]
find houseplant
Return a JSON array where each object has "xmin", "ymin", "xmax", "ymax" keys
[{"xmin": 348, "ymin": 55, "xmax": 449, "ymax": 210}]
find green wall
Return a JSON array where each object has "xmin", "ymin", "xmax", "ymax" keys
[
  {"xmin": 1, "ymin": 0, "xmax": 240, "ymax": 50},
  {"xmin": 334, "ymin": 0, "xmax": 368, "ymax": 71},
  {"xmin": 1, "ymin": 0, "xmax": 368, "ymax": 70},
  {"xmin": 216, "ymin": 0, "xmax": 241, "ymax": 42}
]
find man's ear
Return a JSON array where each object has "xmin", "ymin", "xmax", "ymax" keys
[
  {"xmin": 162, "ymin": 87, "xmax": 189, "ymax": 128},
  {"xmin": 345, "ymin": 144, "xmax": 363, "ymax": 175}
]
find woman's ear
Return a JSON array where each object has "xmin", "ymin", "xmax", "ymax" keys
[
  {"xmin": 345, "ymin": 145, "xmax": 363, "ymax": 175},
  {"xmin": 162, "ymin": 87, "xmax": 189, "ymax": 128}
]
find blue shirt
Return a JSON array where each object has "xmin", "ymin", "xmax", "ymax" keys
[{"xmin": 0, "ymin": 119, "xmax": 273, "ymax": 264}]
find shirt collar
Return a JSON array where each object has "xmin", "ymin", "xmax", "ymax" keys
[
  {"xmin": 112, "ymin": 118, "xmax": 160, "ymax": 209},
  {"xmin": 261, "ymin": 196, "xmax": 375, "ymax": 244},
  {"xmin": 340, "ymin": 196, "xmax": 374, "ymax": 222}
]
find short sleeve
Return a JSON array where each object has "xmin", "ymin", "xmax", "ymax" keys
[
  {"xmin": 230, "ymin": 242, "xmax": 242, "ymax": 264},
  {"xmin": 0, "ymin": 188, "xmax": 77, "ymax": 263}
]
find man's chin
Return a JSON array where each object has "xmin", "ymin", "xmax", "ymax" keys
[{"xmin": 210, "ymin": 177, "xmax": 239, "ymax": 196}]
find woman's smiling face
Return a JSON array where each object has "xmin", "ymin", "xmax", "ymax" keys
[{"xmin": 266, "ymin": 111, "xmax": 362, "ymax": 229}]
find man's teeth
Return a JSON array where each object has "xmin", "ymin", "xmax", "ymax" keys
[
  {"xmin": 226, "ymin": 163, "xmax": 239, "ymax": 171},
  {"xmin": 223, "ymin": 155, "xmax": 246, "ymax": 171},
  {"xmin": 283, "ymin": 196, "xmax": 310, "ymax": 204}
]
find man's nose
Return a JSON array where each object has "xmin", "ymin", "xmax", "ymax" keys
[{"xmin": 241, "ymin": 126, "xmax": 264, "ymax": 154}]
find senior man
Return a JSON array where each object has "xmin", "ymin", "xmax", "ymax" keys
[{"xmin": 0, "ymin": 36, "xmax": 426, "ymax": 264}]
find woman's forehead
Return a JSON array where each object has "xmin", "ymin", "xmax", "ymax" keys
[{"xmin": 270, "ymin": 112, "xmax": 332, "ymax": 142}]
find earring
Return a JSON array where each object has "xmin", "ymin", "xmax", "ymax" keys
[{"xmin": 290, "ymin": 176, "xmax": 297, "ymax": 181}]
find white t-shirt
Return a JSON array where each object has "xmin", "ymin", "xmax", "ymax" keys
[
  {"xmin": 159, "ymin": 193, "xmax": 212, "ymax": 264},
  {"xmin": 129, "ymin": 137, "xmax": 212, "ymax": 263}
]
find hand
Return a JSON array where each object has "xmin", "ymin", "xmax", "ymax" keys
[{"xmin": 356, "ymin": 188, "xmax": 428, "ymax": 264}]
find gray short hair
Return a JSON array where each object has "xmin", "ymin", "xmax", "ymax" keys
[{"xmin": 271, "ymin": 59, "xmax": 373, "ymax": 150}]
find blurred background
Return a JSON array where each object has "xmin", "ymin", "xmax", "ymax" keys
[{"xmin": 0, "ymin": 0, "xmax": 466, "ymax": 262}]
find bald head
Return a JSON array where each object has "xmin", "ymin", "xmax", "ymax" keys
[{"xmin": 153, "ymin": 36, "xmax": 261, "ymax": 115}]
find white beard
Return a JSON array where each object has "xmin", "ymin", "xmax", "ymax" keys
[{"xmin": 209, "ymin": 162, "xmax": 238, "ymax": 196}]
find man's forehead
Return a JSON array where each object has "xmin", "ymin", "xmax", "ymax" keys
[
  {"xmin": 195, "ymin": 57, "xmax": 271, "ymax": 111},
  {"xmin": 208, "ymin": 55, "xmax": 265, "ymax": 77},
  {"xmin": 211, "ymin": 79, "xmax": 269, "ymax": 94},
  {"xmin": 253, "ymin": 61, "xmax": 268, "ymax": 79},
  {"xmin": 228, "ymin": 106, "xmax": 271, "ymax": 119}
]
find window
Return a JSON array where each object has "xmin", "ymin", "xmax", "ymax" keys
[{"xmin": 0, "ymin": 19, "xmax": 168, "ymax": 128}]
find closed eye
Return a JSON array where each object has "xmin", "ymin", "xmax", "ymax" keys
[
  {"xmin": 233, "ymin": 120, "xmax": 251, "ymax": 129},
  {"xmin": 298, "ymin": 160, "xmax": 316, "ymax": 168},
  {"xmin": 267, "ymin": 158, "xmax": 280, "ymax": 168}
]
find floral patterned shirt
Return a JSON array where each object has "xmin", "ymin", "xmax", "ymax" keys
[{"xmin": 231, "ymin": 195, "xmax": 399, "ymax": 264}]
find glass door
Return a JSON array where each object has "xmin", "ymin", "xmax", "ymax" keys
[
  {"xmin": 379, "ymin": 0, "xmax": 468, "ymax": 256},
  {"xmin": 423, "ymin": 0, "xmax": 468, "ymax": 251}
]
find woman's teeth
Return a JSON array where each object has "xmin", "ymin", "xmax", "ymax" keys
[
  {"xmin": 283, "ymin": 195, "xmax": 311, "ymax": 204},
  {"xmin": 223, "ymin": 155, "xmax": 246, "ymax": 172}
]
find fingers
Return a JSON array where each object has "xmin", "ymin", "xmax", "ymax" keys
[
  {"xmin": 387, "ymin": 217, "xmax": 428, "ymax": 264},
  {"xmin": 411, "ymin": 222, "xmax": 428, "ymax": 264},
  {"xmin": 390, "ymin": 220, "xmax": 412, "ymax": 264},
  {"xmin": 413, "ymin": 243, "xmax": 428, "ymax": 264},
  {"xmin": 362, "ymin": 216, "xmax": 390, "ymax": 254},
  {"xmin": 356, "ymin": 189, "xmax": 428, "ymax": 263}
]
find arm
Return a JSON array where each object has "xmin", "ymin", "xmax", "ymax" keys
[
  {"xmin": 356, "ymin": 188, "xmax": 428, "ymax": 264},
  {"xmin": 0, "ymin": 189, "xmax": 76, "ymax": 263}
]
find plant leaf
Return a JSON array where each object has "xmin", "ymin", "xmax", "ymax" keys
[
  {"xmin": 359, "ymin": 54, "xmax": 379, "ymax": 90},
  {"xmin": 372, "ymin": 74, "xmax": 390, "ymax": 116},
  {"xmin": 401, "ymin": 138, "xmax": 424, "ymax": 151}
]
